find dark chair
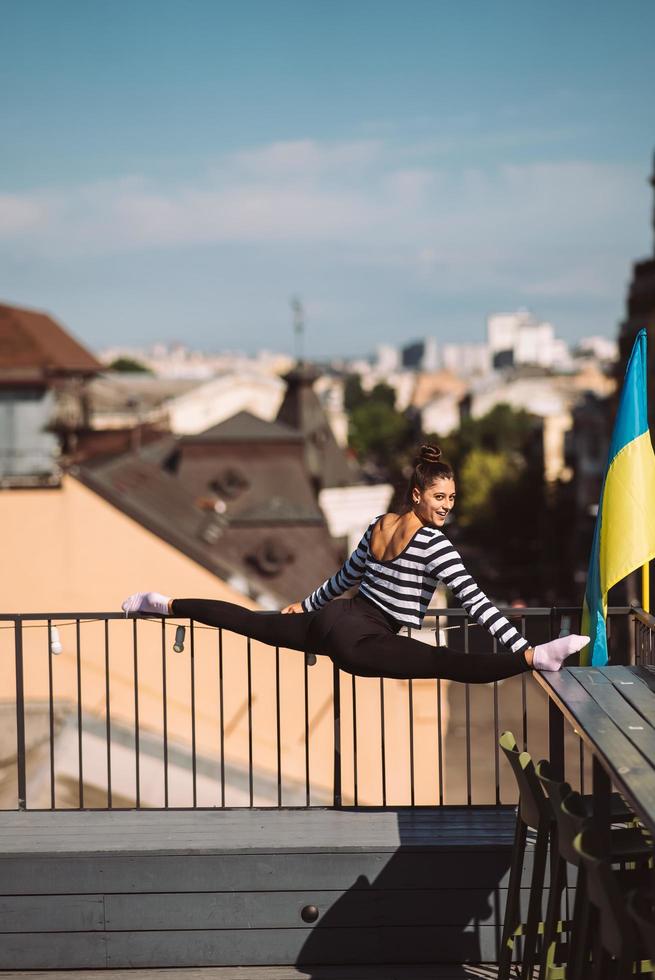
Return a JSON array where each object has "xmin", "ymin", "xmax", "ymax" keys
[
  {"xmin": 627, "ymin": 889, "xmax": 655, "ymax": 970},
  {"xmin": 499, "ymin": 731, "xmax": 553, "ymax": 980},
  {"xmin": 534, "ymin": 762, "xmax": 575, "ymax": 980},
  {"xmin": 540, "ymin": 778, "xmax": 651, "ymax": 980},
  {"xmin": 574, "ymin": 826, "xmax": 651, "ymax": 980}
]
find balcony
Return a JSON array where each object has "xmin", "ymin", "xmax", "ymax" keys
[{"xmin": 0, "ymin": 604, "xmax": 645, "ymax": 972}]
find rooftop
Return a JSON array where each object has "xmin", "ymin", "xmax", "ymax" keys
[
  {"xmin": 0, "ymin": 302, "xmax": 102, "ymax": 380},
  {"xmin": 76, "ymin": 436, "xmax": 341, "ymax": 606},
  {"xmin": 181, "ymin": 410, "xmax": 303, "ymax": 444}
]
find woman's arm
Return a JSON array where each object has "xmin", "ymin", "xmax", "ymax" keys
[
  {"xmin": 426, "ymin": 534, "xmax": 530, "ymax": 654},
  {"xmin": 300, "ymin": 519, "xmax": 376, "ymax": 612}
]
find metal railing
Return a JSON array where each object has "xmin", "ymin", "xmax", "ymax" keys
[
  {"xmin": 632, "ymin": 601, "xmax": 655, "ymax": 666},
  {"xmin": 0, "ymin": 605, "xmax": 642, "ymax": 812}
]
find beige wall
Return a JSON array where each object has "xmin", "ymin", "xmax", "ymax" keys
[{"xmin": 1, "ymin": 475, "xmax": 256, "ymax": 613}]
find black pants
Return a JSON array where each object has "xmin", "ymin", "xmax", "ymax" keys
[{"xmin": 171, "ymin": 595, "xmax": 531, "ymax": 683}]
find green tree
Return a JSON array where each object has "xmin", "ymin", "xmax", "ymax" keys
[
  {"xmin": 450, "ymin": 404, "xmax": 534, "ymax": 461},
  {"xmin": 428, "ymin": 402, "xmax": 576, "ymax": 603},
  {"xmin": 343, "ymin": 374, "xmax": 366, "ymax": 412},
  {"xmin": 456, "ymin": 448, "xmax": 518, "ymax": 527},
  {"xmin": 430, "ymin": 403, "xmax": 536, "ymax": 526},
  {"xmin": 346, "ymin": 375, "xmax": 415, "ymax": 475},
  {"xmin": 107, "ymin": 357, "xmax": 152, "ymax": 374},
  {"xmin": 349, "ymin": 400, "xmax": 412, "ymax": 465},
  {"xmin": 369, "ymin": 381, "xmax": 397, "ymax": 408}
]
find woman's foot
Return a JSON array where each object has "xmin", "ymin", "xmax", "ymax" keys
[
  {"xmin": 532, "ymin": 634, "xmax": 590, "ymax": 671},
  {"xmin": 122, "ymin": 592, "xmax": 172, "ymax": 616}
]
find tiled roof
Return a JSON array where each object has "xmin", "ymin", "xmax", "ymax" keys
[
  {"xmin": 181, "ymin": 411, "xmax": 303, "ymax": 444},
  {"xmin": 77, "ymin": 403, "xmax": 352, "ymax": 606},
  {"xmin": 173, "ymin": 445, "xmax": 323, "ymax": 524},
  {"xmin": 76, "ymin": 443, "xmax": 341, "ymax": 607},
  {"xmin": 87, "ymin": 375, "xmax": 200, "ymax": 414},
  {"xmin": 0, "ymin": 303, "xmax": 102, "ymax": 378}
]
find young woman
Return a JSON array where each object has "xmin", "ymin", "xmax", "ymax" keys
[{"xmin": 122, "ymin": 445, "xmax": 588, "ymax": 680}]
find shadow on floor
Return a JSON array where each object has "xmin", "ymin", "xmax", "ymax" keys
[{"xmin": 295, "ymin": 808, "xmax": 514, "ymax": 975}]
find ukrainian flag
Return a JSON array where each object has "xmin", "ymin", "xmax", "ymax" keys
[{"xmin": 581, "ymin": 329, "xmax": 655, "ymax": 665}]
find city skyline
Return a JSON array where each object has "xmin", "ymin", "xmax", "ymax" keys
[
  {"xmin": 97, "ymin": 308, "xmax": 615, "ymax": 370},
  {"xmin": 1, "ymin": 0, "xmax": 654, "ymax": 357}
]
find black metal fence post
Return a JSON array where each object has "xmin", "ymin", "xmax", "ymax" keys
[
  {"xmin": 14, "ymin": 617, "xmax": 27, "ymax": 810},
  {"xmin": 548, "ymin": 699, "xmax": 565, "ymax": 782},
  {"xmin": 332, "ymin": 663, "xmax": 342, "ymax": 807}
]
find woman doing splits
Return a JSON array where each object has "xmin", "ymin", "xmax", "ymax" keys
[{"xmin": 122, "ymin": 445, "xmax": 589, "ymax": 681}]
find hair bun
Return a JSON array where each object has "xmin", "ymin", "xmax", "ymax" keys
[{"xmin": 419, "ymin": 444, "xmax": 441, "ymax": 464}]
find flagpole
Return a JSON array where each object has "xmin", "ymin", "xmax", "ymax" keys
[{"xmin": 643, "ymin": 561, "xmax": 650, "ymax": 613}]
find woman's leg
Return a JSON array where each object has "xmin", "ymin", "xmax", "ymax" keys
[
  {"xmin": 328, "ymin": 629, "xmax": 531, "ymax": 682},
  {"xmin": 124, "ymin": 595, "xmax": 585, "ymax": 678},
  {"xmin": 171, "ymin": 599, "xmax": 314, "ymax": 652}
]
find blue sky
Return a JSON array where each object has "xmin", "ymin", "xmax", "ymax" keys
[{"xmin": 1, "ymin": 0, "xmax": 654, "ymax": 358}]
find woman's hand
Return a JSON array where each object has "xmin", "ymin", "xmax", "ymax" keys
[{"xmin": 282, "ymin": 602, "xmax": 304, "ymax": 614}]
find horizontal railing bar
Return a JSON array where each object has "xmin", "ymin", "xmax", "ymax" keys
[
  {"xmin": 423, "ymin": 606, "xmax": 632, "ymax": 618},
  {"xmin": 4, "ymin": 802, "xmax": 512, "ymax": 813},
  {"xmin": 0, "ymin": 613, "xmax": 145, "ymax": 621},
  {"xmin": 0, "ymin": 611, "xmax": 292, "ymax": 621},
  {"xmin": 0, "ymin": 606, "xmax": 635, "ymax": 621},
  {"xmin": 630, "ymin": 601, "xmax": 655, "ymax": 629}
]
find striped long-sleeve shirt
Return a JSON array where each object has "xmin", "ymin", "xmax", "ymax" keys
[{"xmin": 301, "ymin": 518, "xmax": 529, "ymax": 654}]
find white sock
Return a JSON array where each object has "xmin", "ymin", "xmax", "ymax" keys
[
  {"xmin": 121, "ymin": 592, "xmax": 171, "ymax": 617},
  {"xmin": 532, "ymin": 634, "xmax": 590, "ymax": 671}
]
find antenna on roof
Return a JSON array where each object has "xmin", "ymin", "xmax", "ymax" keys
[{"xmin": 290, "ymin": 296, "xmax": 304, "ymax": 364}]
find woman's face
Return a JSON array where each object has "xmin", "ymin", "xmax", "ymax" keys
[{"xmin": 412, "ymin": 477, "xmax": 456, "ymax": 527}]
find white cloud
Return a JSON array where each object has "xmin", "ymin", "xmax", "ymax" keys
[
  {"xmin": 0, "ymin": 141, "xmax": 647, "ymax": 304},
  {"xmin": 229, "ymin": 138, "xmax": 382, "ymax": 179},
  {"xmin": 0, "ymin": 193, "xmax": 50, "ymax": 235},
  {"xmin": 521, "ymin": 267, "xmax": 617, "ymax": 298}
]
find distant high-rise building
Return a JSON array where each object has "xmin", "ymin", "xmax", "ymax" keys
[
  {"xmin": 401, "ymin": 337, "xmax": 438, "ymax": 371},
  {"xmin": 487, "ymin": 310, "xmax": 570, "ymax": 370},
  {"xmin": 375, "ymin": 344, "xmax": 401, "ymax": 374},
  {"xmin": 575, "ymin": 336, "xmax": 618, "ymax": 362},
  {"xmin": 423, "ymin": 337, "xmax": 439, "ymax": 371},
  {"xmin": 441, "ymin": 342, "xmax": 492, "ymax": 377},
  {"xmin": 487, "ymin": 311, "xmax": 529, "ymax": 361}
]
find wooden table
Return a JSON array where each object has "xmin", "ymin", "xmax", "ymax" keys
[{"xmin": 534, "ymin": 665, "xmax": 655, "ymax": 837}]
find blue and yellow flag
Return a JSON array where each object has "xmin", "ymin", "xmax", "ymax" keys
[{"xmin": 581, "ymin": 329, "xmax": 655, "ymax": 665}]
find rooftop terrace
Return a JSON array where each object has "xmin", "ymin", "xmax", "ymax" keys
[{"xmin": 0, "ymin": 603, "xmax": 648, "ymax": 972}]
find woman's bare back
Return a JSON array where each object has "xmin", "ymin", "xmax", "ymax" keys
[{"xmin": 369, "ymin": 512, "xmax": 423, "ymax": 562}]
